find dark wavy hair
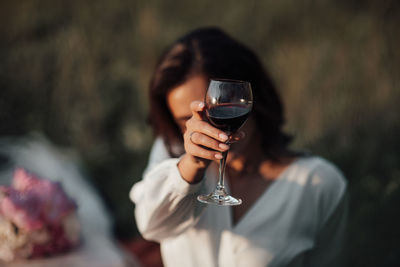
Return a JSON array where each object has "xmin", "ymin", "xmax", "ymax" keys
[{"xmin": 148, "ymin": 27, "xmax": 292, "ymax": 158}]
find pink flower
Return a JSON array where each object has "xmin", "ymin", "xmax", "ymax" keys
[
  {"xmin": 12, "ymin": 168, "xmax": 44, "ymax": 192},
  {"xmin": 0, "ymin": 168, "xmax": 80, "ymax": 261},
  {"xmin": 0, "ymin": 168, "xmax": 77, "ymax": 231}
]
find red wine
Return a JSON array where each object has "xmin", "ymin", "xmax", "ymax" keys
[{"xmin": 206, "ymin": 104, "xmax": 251, "ymax": 134}]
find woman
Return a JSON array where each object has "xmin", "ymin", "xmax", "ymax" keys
[{"xmin": 130, "ymin": 27, "xmax": 347, "ymax": 267}]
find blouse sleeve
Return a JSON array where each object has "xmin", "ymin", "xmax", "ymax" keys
[{"xmin": 129, "ymin": 139, "xmax": 206, "ymax": 242}]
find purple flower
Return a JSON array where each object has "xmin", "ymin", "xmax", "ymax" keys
[{"xmin": 0, "ymin": 187, "xmax": 43, "ymax": 231}]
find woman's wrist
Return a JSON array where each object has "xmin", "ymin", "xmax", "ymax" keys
[{"xmin": 177, "ymin": 154, "xmax": 210, "ymax": 184}]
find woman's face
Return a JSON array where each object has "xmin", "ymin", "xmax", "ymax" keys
[
  {"xmin": 167, "ymin": 75, "xmax": 208, "ymax": 132},
  {"xmin": 167, "ymin": 74, "xmax": 258, "ymax": 162}
]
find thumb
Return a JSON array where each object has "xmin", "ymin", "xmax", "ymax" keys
[{"xmin": 190, "ymin": 101, "xmax": 205, "ymax": 120}]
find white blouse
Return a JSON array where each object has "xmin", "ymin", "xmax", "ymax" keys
[{"xmin": 130, "ymin": 138, "xmax": 347, "ymax": 267}]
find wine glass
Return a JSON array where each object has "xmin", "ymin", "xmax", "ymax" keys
[{"xmin": 197, "ymin": 79, "xmax": 253, "ymax": 206}]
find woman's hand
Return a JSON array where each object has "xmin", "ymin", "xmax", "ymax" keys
[
  {"xmin": 178, "ymin": 101, "xmax": 243, "ymax": 184},
  {"xmin": 184, "ymin": 101, "xmax": 230, "ymax": 161}
]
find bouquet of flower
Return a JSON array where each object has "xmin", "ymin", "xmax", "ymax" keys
[{"xmin": 0, "ymin": 168, "xmax": 81, "ymax": 262}]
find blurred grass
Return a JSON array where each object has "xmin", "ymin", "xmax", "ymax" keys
[{"xmin": 0, "ymin": 0, "xmax": 399, "ymax": 266}]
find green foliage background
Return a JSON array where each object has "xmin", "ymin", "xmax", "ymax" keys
[{"xmin": 1, "ymin": 0, "xmax": 399, "ymax": 266}]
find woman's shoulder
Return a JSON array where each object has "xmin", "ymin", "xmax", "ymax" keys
[
  {"xmin": 296, "ymin": 155, "xmax": 344, "ymax": 174},
  {"xmin": 143, "ymin": 137, "xmax": 171, "ymax": 175},
  {"xmin": 288, "ymin": 155, "xmax": 347, "ymax": 195}
]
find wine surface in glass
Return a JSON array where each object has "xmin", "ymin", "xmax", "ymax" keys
[{"xmin": 206, "ymin": 103, "xmax": 251, "ymax": 134}]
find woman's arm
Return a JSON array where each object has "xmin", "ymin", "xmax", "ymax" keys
[
  {"xmin": 305, "ymin": 192, "xmax": 348, "ymax": 267},
  {"xmin": 130, "ymin": 158, "xmax": 206, "ymax": 242},
  {"xmin": 303, "ymin": 160, "xmax": 349, "ymax": 267},
  {"xmin": 130, "ymin": 101, "xmax": 232, "ymax": 242}
]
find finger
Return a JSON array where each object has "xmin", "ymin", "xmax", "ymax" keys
[
  {"xmin": 190, "ymin": 101, "xmax": 205, "ymax": 120},
  {"xmin": 190, "ymin": 132, "xmax": 230, "ymax": 152},
  {"xmin": 185, "ymin": 140, "xmax": 223, "ymax": 160},
  {"xmin": 186, "ymin": 119, "xmax": 229, "ymax": 143}
]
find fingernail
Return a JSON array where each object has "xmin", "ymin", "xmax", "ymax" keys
[
  {"xmin": 215, "ymin": 154, "xmax": 223, "ymax": 159},
  {"xmin": 219, "ymin": 143, "xmax": 230, "ymax": 150},
  {"xmin": 219, "ymin": 133, "xmax": 228, "ymax": 141},
  {"xmin": 198, "ymin": 102, "xmax": 204, "ymax": 108}
]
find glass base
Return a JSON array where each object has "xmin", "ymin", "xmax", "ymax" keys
[{"xmin": 197, "ymin": 188, "xmax": 242, "ymax": 206}]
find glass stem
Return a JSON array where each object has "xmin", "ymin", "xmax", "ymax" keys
[{"xmin": 217, "ymin": 150, "xmax": 228, "ymax": 191}]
